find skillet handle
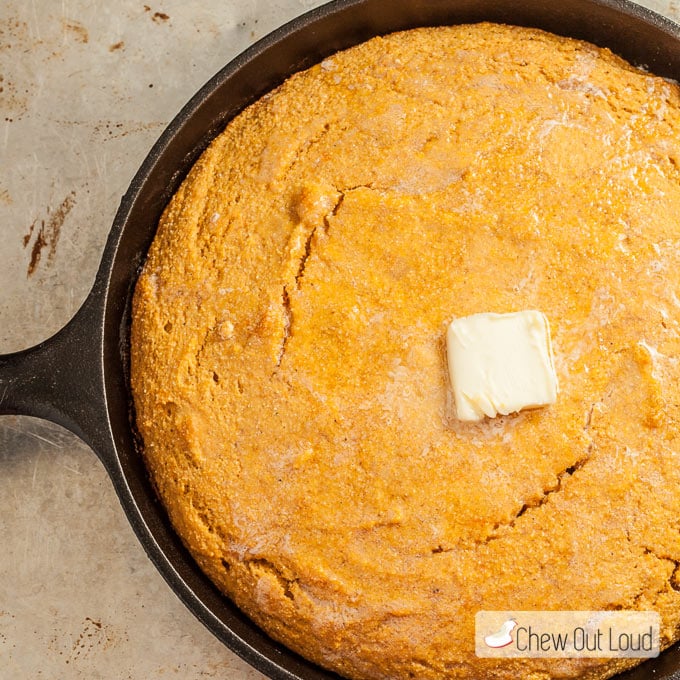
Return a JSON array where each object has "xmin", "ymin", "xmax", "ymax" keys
[{"xmin": 0, "ymin": 281, "xmax": 110, "ymax": 455}]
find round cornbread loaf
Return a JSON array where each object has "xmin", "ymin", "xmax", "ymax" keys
[{"xmin": 131, "ymin": 23, "xmax": 680, "ymax": 679}]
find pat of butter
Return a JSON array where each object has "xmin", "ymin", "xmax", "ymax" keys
[{"xmin": 446, "ymin": 311, "xmax": 558, "ymax": 422}]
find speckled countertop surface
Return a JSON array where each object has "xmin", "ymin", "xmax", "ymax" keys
[{"xmin": 0, "ymin": 1, "xmax": 678, "ymax": 678}]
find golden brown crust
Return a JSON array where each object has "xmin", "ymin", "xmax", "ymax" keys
[{"xmin": 131, "ymin": 23, "xmax": 680, "ymax": 679}]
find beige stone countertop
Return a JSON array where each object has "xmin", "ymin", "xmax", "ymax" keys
[{"xmin": 1, "ymin": 1, "xmax": 678, "ymax": 678}]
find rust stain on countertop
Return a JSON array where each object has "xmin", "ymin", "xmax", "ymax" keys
[
  {"xmin": 0, "ymin": 73, "xmax": 28, "ymax": 120},
  {"xmin": 143, "ymin": 5, "xmax": 170, "ymax": 23},
  {"xmin": 62, "ymin": 19, "xmax": 89, "ymax": 44},
  {"xmin": 0, "ymin": 15, "xmax": 49, "ymax": 120},
  {"xmin": 23, "ymin": 192, "xmax": 77, "ymax": 277},
  {"xmin": 0, "ymin": 16, "xmax": 28, "ymax": 52},
  {"xmin": 45, "ymin": 614, "xmax": 129, "ymax": 665},
  {"xmin": 66, "ymin": 616, "xmax": 115, "ymax": 664}
]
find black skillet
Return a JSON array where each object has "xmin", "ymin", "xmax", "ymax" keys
[{"xmin": 2, "ymin": 0, "xmax": 680, "ymax": 678}]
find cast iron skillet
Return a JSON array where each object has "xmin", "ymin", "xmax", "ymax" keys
[{"xmin": 2, "ymin": 0, "xmax": 680, "ymax": 678}]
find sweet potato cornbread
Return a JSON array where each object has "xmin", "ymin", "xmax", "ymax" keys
[{"xmin": 131, "ymin": 23, "xmax": 680, "ymax": 679}]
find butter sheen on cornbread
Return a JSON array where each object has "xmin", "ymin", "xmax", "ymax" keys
[{"xmin": 131, "ymin": 23, "xmax": 680, "ymax": 679}]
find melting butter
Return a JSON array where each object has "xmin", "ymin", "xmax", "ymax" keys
[{"xmin": 446, "ymin": 311, "xmax": 558, "ymax": 422}]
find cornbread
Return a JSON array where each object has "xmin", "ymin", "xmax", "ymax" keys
[{"xmin": 131, "ymin": 23, "xmax": 680, "ymax": 679}]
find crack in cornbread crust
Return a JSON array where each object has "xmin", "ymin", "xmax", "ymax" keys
[{"xmin": 131, "ymin": 23, "xmax": 680, "ymax": 680}]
